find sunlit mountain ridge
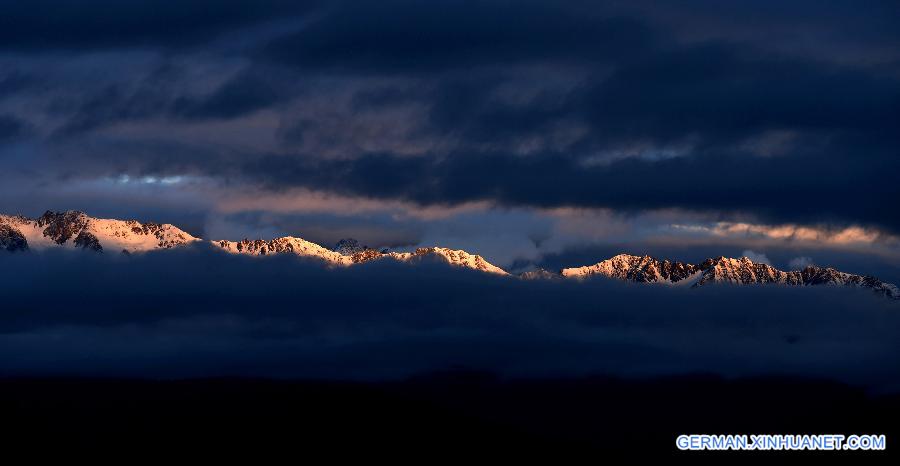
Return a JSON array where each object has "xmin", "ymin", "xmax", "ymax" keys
[{"xmin": 1, "ymin": 210, "xmax": 896, "ymax": 299}]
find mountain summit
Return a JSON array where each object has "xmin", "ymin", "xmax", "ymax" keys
[{"xmin": 0, "ymin": 210, "xmax": 198, "ymax": 253}]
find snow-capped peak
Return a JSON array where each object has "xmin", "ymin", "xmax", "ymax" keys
[
  {"xmin": 0, "ymin": 210, "xmax": 199, "ymax": 253},
  {"xmin": 215, "ymin": 236, "xmax": 352, "ymax": 266},
  {"xmin": 560, "ymin": 253, "xmax": 899, "ymax": 299},
  {"xmin": 386, "ymin": 247, "xmax": 509, "ymax": 275},
  {"xmin": 561, "ymin": 253, "xmax": 697, "ymax": 283}
]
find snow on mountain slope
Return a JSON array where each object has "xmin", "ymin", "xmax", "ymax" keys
[
  {"xmin": 693, "ymin": 256, "xmax": 795, "ymax": 286},
  {"xmin": 214, "ymin": 239, "xmax": 508, "ymax": 274},
  {"xmin": 0, "ymin": 211, "xmax": 199, "ymax": 253},
  {"xmin": 562, "ymin": 253, "xmax": 899, "ymax": 299},
  {"xmin": 2, "ymin": 210, "xmax": 896, "ymax": 296},
  {"xmin": 0, "ymin": 211, "xmax": 508, "ymax": 274},
  {"xmin": 215, "ymin": 237, "xmax": 352, "ymax": 266},
  {"xmin": 387, "ymin": 247, "xmax": 509, "ymax": 275},
  {"xmin": 561, "ymin": 254, "xmax": 698, "ymax": 283}
]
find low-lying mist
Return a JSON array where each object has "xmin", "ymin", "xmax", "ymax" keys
[{"xmin": 1, "ymin": 244, "xmax": 898, "ymax": 387}]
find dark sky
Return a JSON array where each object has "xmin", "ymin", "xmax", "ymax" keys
[{"xmin": 1, "ymin": 0, "xmax": 898, "ymax": 276}]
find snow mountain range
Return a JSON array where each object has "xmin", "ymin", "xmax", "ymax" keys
[
  {"xmin": 0, "ymin": 210, "xmax": 508, "ymax": 275},
  {"xmin": 560, "ymin": 254, "xmax": 899, "ymax": 299},
  {"xmin": 1, "ymin": 210, "xmax": 897, "ymax": 299}
]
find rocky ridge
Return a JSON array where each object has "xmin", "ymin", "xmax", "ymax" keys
[
  {"xmin": 560, "ymin": 254, "xmax": 899, "ymax": 299},
  {"xmin": 1, "ymin": 211, "xmax": 897, "ymax": 298}
]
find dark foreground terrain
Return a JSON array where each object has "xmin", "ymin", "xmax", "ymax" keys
[{"xmin": 1, "ymin": 373, "xmax": 897, "ymax": 461}]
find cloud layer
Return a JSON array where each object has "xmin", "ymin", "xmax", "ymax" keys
[{"xmin": 1, "ymin": 247, "xmax": 898, "ymax": 385}]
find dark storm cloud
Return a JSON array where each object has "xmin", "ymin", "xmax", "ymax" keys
[
  {"xmin": 173, "ymin": 71, "xmax": 280, "ymax": 120},
  {"xmin": 171, "ymin": 68, "xmax": 304, "ymax": 121},
  {"xmin": 255, "ymin": 0, "xmax": 899, "ymax": 145},
  {"xmin": 52, "ymin": 84, "xmax": 172, "ymax": 137},
  {"xmin": 51, "ymin": 65, "xmax": 296, "ymax": 137},
  {"xmin": 628, "ymin": 0, "xmax": 900, "ymax": 63},
  {"xmin": 578, "ymin": 46, "xmax": 900, "ymax": 145},
  {"xmin": 2, "ymin": 0, "xmax": 899, "ymax": 231},
  {"xmin": 242, "ymin": 145, "xmax": 900, "ymax": 231},
  {"xmin": 0, "ymin": 115, "xmax": 31, "ymax": 143},
  {"xmin": 0, "ymin": 0, "xmax": 318, "ymax": 50},
  {"xmin": 421, "ymin": 73, "xmax": 576, "ymax": 146},
  {"xmin": 0, "ymin": 72, "xmax": 37, "ymax": 100},
  {"xmin": 265, "ymin": 0, "xmax": 900, "ymax": 156},
  {"xmin": 262, "ymin": 0, "xmax": 658, "ymax": 73},
  {"xmin": 0, "ymin": 246, "xmax": 898, "ymax": 383}
]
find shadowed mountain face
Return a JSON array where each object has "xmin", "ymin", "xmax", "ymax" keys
[
  {"xmin": 333, "ymin": 238, "xmax": 368, "ymax": 256},
  {"xmin": 35, "ymin": 210, "xmax": 91, "ymax": 245},
  {"xmin": 0, "ymin": 224, "xmax": 27, "ymax": 252},
  {"xmin": 1, "ymin": 210, "xmax": 898, "ymax": 299}
]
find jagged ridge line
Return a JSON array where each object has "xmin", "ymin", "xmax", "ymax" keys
[{"xmin": 1, "ymin": 211, "xmax": 898, "ymax": 299}]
